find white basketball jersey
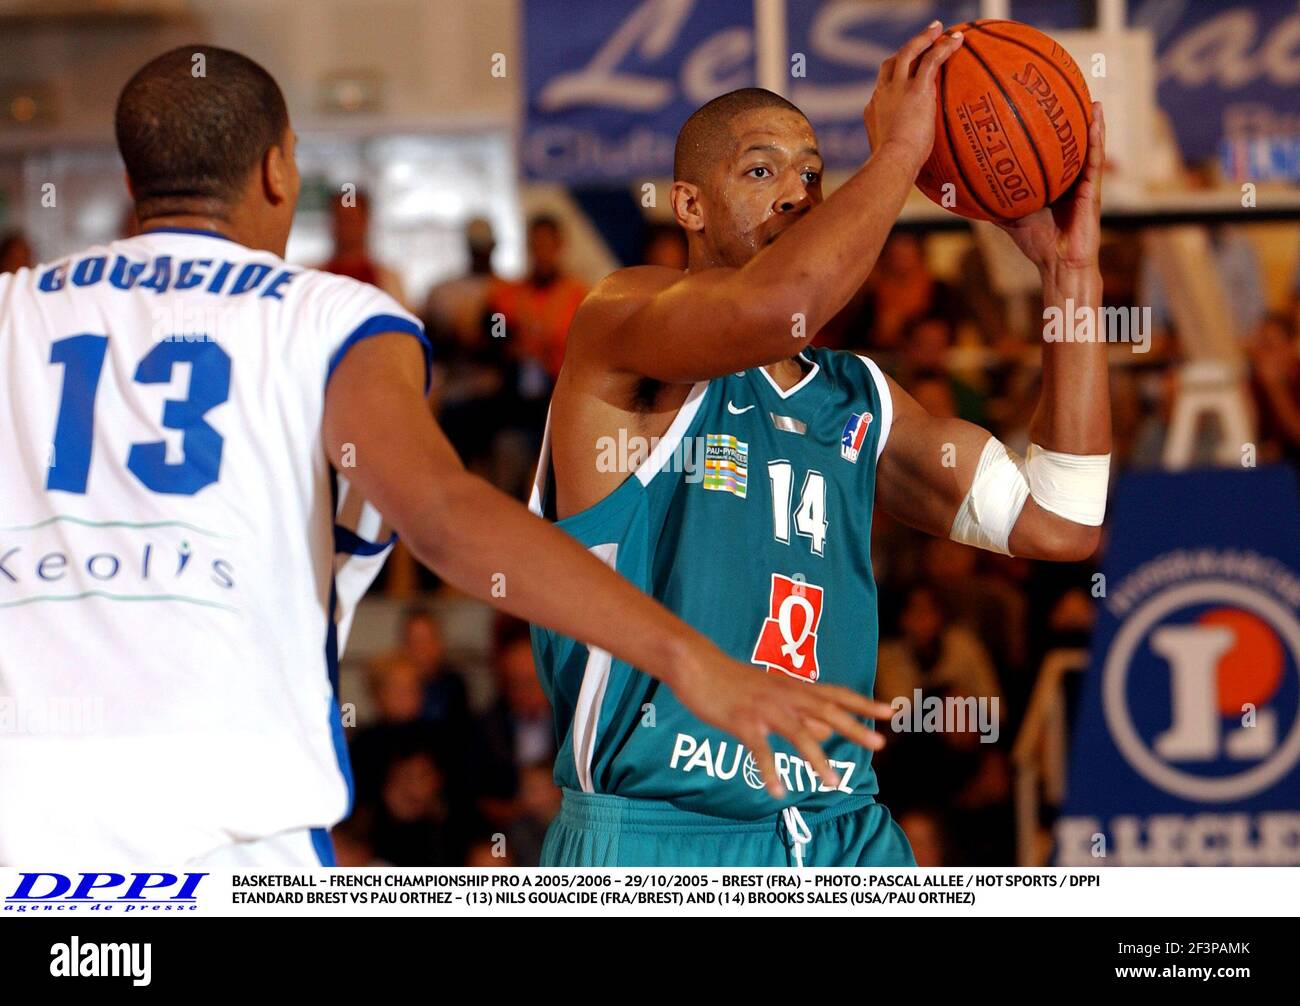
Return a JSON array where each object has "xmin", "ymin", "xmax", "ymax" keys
[{"xmin": 0, "ymin": 228, "xmax": 427, "ymax": 866}]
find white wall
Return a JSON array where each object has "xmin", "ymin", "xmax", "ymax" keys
[{"xmin": 0, "ymin": 0, "xmax": 521, "ymax": 148}]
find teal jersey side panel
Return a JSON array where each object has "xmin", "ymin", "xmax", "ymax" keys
[
  {"xmin": 532, "ymin": 347, "xmax": 889, "ymax": 819},
  {"xmin": 529, "ymin": 381, "xmax": 717, "ymax": 795}
]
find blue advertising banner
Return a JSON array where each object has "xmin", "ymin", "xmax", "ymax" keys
[
  {"xmin": 522, "ymin": 0, "xmax": 755, "ymax": 182},
  {"xmin": 1055, "ymin": 466, "xmax": 1300, "ymax": 866},
  {"xmin": 522, "ymin": 0, "xmax": 1300, "ymax": 183}
]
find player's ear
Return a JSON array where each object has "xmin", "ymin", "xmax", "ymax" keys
[
  {"xmin": 122, "ymin": 172, "xmax": 136, "ymax": 201},
  {"xmin": 670, "ymin": 180, "xmax": 705, "ymax": 234},
  {"xmin": 263, "ymin": 145, "xmax": 287, "ymax": 205},
  {"xmin": 263, "ymin": 131, "xmax": 296, "ymax": 207}
]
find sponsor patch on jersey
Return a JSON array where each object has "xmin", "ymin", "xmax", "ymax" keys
[
  {"xmin": 703, "ymin": 433, "xmax": 748, "ymax": 498},
  {"xmin": 840, "ymin": 411, "xmax": 873, "ymax": 463},
  {"xmin": 751, "ymin": 573, "xmax": 824, "ymax": 682}
]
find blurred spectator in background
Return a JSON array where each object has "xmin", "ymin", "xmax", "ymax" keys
[
  {"xmin": 473, "ymin": 617, "xmax": 557, "ymax": 864},
  {"xmin": 642, "ymin": 221, "xmax": 687, "ymax": 270},
  {"xmin": 400, "ymin": 606, "xmax": 472, "ymax": 745},
  {"xmin": 898, "ymin": 807, "xmax": 949, "ymax": 868},
  {"xmin": 857, "ymin": 233, "xmax": 962, "ymax": 351},
  {"xmin": 0, "ymin": 230, "xmax": 34, "ymax": 273},
  {"xmin": 332, "ymin": 809, "xmax": 387, "ymax": 867},
  {"xmin": 490, "ymin": 213, "xmax": 587, "ymax": 384},
  {"xmin": 875, "ymin": 584, "xmax": 1011, "ymax": 864},
  {"xmin": 371, "ymin": 746, "xmax": 467, "ymax": 866},
  {"xmin": 501, "ymin": 762, "xmax": 562, "ymax": 867},
  {"xmin": 319, "ymin": 188, "xmax": 407, "ymax": 307},
  {"xmin": 905, "ymin": 369, "xmax": 959, "ymax": 420},
  {"xmin": 896, "ymin": 315, "xmax": 987, "ymax": 425},
  {"xmin": 486, "ymin": 214, "xmax": 589, "ymax": 496},
  {"xmin": 466, "ymin": 836, "xmax": 516, "ymax": 867},
  {"xmin": 348, "ymin": 653, "xmax": 431, "ymax": 809},
  {"xmin": 877, "ymin": 585, "xmax": 1003, "ymax": 723},
  {"xmin": 920, "ymin": 538, "xmax": 1027, "ymax": 690},
  {"xmin": 1250, "ymin": 312, "xmax": 1300, "ymax": 469},
  {"xmin": 955, "ymin": 243, "xmax": 1008, "ymax": 345},
  {"xmin": 424, "ymin": 218, "xmax": 507, "ymax": 475}
]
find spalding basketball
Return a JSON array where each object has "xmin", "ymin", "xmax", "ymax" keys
[{"xmin": 916, "ymin": 19, "xmax": 1093, "ymax": 222}]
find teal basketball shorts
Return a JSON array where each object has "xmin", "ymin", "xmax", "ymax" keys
[{"xmin": 541, "ymin": 789, "xmax": 916, "ymax": 867}]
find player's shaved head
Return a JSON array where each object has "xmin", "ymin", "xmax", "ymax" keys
[
  {"xmin": 116, "ymin": 45, "xmax": 290, "ymax": 221},
  {"xmin": 673, "ymin": 87, "xmax": 806, "ymax": 184}
]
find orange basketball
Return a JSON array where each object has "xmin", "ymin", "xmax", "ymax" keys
[{"xmin": 916, "ymin": 19, "xmax": 1093, "ymax": 222}]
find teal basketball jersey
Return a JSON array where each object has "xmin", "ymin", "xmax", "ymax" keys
[{"xmin": 529, "ymin": 346, "xmax": 893, "ymax": 821}]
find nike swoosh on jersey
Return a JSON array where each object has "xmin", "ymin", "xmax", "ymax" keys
[{"xmin": 727, "ymin": 401, "xmax": 755, "ymax": 415}]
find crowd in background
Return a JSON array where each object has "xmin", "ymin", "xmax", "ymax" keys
[{"xmin": 3, "ymin": 192, "xmax": 1298, "ymax": 868}]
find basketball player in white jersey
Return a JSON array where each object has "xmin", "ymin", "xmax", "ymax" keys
[{"xmin": 0, "ymin": 47, "xmax": 892, "ymax": 869}]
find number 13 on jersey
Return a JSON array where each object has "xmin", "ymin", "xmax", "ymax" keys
[{"xmin": 47, "ymin": 332, "xmax": 231, "ymax": 496}]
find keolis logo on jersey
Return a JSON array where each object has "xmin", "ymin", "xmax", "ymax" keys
[
  {"xmin": 0, "ymin": 519, "xmax": 237, "ymax": 611},
  {"xmin": 751, "ymin": 573, "xmax": 824, "ymax": 682}
]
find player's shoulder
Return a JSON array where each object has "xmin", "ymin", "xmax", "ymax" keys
[
  {"xmin": 588, "ymin": 264, "xmax": 680, "ymax": 304},
  {"xmin": 809, "ymin": 346, "xmax": 894, "ymax": 415},
  {"xmin": 287, "ymin": 267, "xmax": 419, "ymax": 328},
  {"xmin": 289, "ymin": 264, "xmax": 389, "ymax": 302},
  {"xmin": 571, "ymin": 265, "xmax": 681, "ymax": 338},
  {"xmin": 809, "ymin": 345, "xmax": 886, "ymax": 385}
]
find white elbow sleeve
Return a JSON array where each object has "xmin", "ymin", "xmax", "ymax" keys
[
  {"xmin": 949, "ymin": 438, "xmax": 1110, "ymax": 555},
  {"xmin": 949, "ymin": 438, "xmax": 1030, "ymax": 555},
  {"xmin": 1024, "ymin": 443, "xmax": 1110, "ymax": 526}
]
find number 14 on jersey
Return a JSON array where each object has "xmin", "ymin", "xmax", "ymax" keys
[{"xmin": 768, "ymin": 460, "xmax": 827, "ymax": 556}]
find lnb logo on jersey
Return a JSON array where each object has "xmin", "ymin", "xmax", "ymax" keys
[
  {"xmin": 840, "ymin": 411, "xmax": 872, "ymax": 463},
  {"xmin": 1103, "ymin": 578, "xmax": 1300, "ymax": 802},
  {"xmin": 5, "ymin": 872, "xmax": 206, "ymax": 913}
]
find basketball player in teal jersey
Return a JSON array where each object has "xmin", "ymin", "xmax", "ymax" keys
[{"xmin": 530, "ymin": 22, "xmax": 1112, "ymax": 866}]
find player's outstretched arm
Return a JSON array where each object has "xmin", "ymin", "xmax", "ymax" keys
[
  {"xmin": 323, "ymin": 334, "xmax": 896, "ymax": 797},
  {"xmin": 569, "ymin": 22, "xmax": 965, "ymax": 384},
  {"xmin": 875, "ymin": 104, "xmax": 1110, "ymax": 563}
]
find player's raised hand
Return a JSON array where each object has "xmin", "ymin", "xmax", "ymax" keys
[
  {"xmin": 669, "ymin": 645, "xmax": 894, "ymax": 800},
  {"xmin": 998, "ymin": 101, "xmax": 1106, "ymax": 274},
  {"xmin": 864, "ymin": 21, "xmax": 965, "ymax": 172}
]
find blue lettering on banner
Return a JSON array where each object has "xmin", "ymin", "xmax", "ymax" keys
[{"xmin": 522, "ymin": 0, "xmax": 1300, "ymax": 182}]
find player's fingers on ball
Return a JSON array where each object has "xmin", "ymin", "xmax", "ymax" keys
[
  {"xmin": 1088, "ymin": 103, "xmax": 1105, "ymax": 168},
  {"xmin": 916, "ymin": 29, "xmax": 964, "ymax": 83},
  {"xmin": 893, "ymin": 20, "xmax": 942, "ymax": 79}
]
